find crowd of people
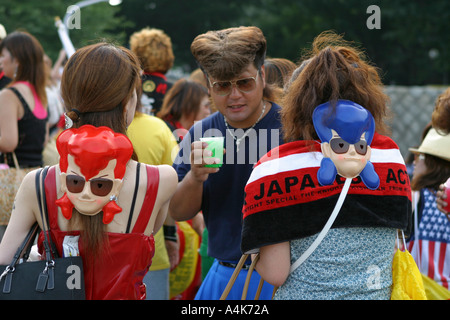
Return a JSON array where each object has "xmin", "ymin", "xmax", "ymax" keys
[{"xmin": 0, "ymin": 21, "xmax": 449, "ymax": 300}]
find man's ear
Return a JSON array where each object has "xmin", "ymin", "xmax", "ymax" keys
[
  {"xmin": 321, "ymin": 142, "xmax": 331, "ymax": 158},
  {"xmin": 260, "ymin": 64, "xmax": 266, "ymax": 88}
]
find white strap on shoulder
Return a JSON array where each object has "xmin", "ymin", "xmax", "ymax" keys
[{"xmin": 290, "ymin": 178, "xmax": 352, "ymax": 274}]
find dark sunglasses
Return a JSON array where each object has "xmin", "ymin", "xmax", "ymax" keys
[
  {"xmin": 330, "ymin": 138, "xmax": 368, "ymax": 155},
  {"xmin": 208, "ymin": 71, "xmax": 259, "ymax": 96},
  {"xmin": 66, "ymin": 174, "xmax": 114, "ymax": 197}
]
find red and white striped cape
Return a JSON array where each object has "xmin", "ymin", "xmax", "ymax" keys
[{"xmin": 241, "ymin": 133, "xmax": 412, "ymax": 255}]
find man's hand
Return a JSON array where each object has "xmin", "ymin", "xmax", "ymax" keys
[{"xmin": 190, "ymin": 141, "xmax": 221, "ymax": 182}]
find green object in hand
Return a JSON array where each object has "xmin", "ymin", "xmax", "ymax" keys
[{"xmin": 200, "ymin": 137, "xmax": 224, "ymax": 168}]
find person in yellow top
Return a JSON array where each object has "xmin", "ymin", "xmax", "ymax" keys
[{"xmin": 127, "ymin": 107, "xmax": 179, "ymax": 300}]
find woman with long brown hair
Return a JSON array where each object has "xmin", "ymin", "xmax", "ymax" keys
[
  {"xmin": 241, "ymin": 31, "xmax": 411, "ymax": 299},
  {"xmin": 0, "ymin": 42, "xmax": 178, "ymax": 300},
  {"xmin": 0, "ymin": 30, "xmax": 48, "ymax": 168}
]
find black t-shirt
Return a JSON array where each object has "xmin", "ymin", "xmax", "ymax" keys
[{"xmin": 140, "ymin": 72, "xmax": 172, "ymax": 115}]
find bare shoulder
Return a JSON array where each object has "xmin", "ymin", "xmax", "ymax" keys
[
  {"xmin": 0, "ymin": 87, "xmax": 15, "ymax": 98},
  {"xmin": 18, "ymin": 168, "xmax": 41, "ymax": 195},
  {"xmin": 7, "ymin": 167, "xmax": 45, "ymax": 230},
  {"xmin": 16, "ymin": 167, "xmax": 47, "ymax": 211},
  {"xmin": 157, "ymin": 164, "xmax": 177, "ymax": 180},
  {"xmin": 136, "ymin": 163, "xmax": 177, "ymax": 193},
  {"xmin": 155, "ymin": 164, "xmax": 178, "ymax": 200},
  {"xmin": 0, "ymin": 88, "xmax": 19, "ymax": 111}
]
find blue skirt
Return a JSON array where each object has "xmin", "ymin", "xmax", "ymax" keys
[{"xmin": 195, "ymin": 259, "xmax": 274, "ymax": 300}]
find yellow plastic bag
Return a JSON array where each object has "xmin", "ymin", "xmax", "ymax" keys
[
  {"xmin": 169, "ymin": 221, "xmax": 200, "ymax": 299},
  {"xmin": 421, "ymin": 274, "xmax": 450, "ymax": 300},
  {"xmin": 391, "ymin": 248, "xmax": 427, "ymax": 300}
]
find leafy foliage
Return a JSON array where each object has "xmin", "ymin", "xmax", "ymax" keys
[{"xmin": 1, "ymin": 0, "xmax": 448, "ymax": 85}]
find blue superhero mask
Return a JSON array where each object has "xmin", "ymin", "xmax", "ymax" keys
[{"xmin": 312, "ymin": 100, "xmax": 380, "ymax": 190}]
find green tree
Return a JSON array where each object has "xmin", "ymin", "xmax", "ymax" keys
[
  {"xmin": 237, "ymin": 0, "xmax": 450, "ymax": 85},
  {"xmin": 118, "ymin": 0, "xmax": 249, "ymax": 70},
  {"xmin": 0, "ymin": 0, "xmax": 128, "ymax": 63},
  {"xmin": 2, "ymin": 0, "xmax": 446, "ymax": 85}
]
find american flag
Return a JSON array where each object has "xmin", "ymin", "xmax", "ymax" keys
[{"xmin": 407, "ymin": 189, "xmax": 450, "ymax": 289}]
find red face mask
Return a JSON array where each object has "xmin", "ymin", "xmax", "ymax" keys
[{"xmin": 55, "ymin": 125, "xmax": 133, "ymax": 224}]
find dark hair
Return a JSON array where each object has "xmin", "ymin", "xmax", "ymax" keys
[
  {"xmin": 411, "ymin": 122, "xmax": 450, "ymax": 191},
  {"xmin": 190, "ymin": 26, "xmax": 276, "ymax": 102},
  {"xmin": 0, "ymin": 31, "xmax": 47, "ymax": 107},
  {"xmin": 411, "ymin": 154, "xmax": 450, "ymax": 191},
  {"xmin": 157, "ymin": 78, "xmax": 208, "ymax": 122},
  {"xmin": 191, "ymin": 26, "xmax": 267, "ymax": 80},
  {"xmin": 281, "ymin": 31, "xmax": 391, "ymax": 142}
]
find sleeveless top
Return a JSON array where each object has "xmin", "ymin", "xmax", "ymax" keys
[
  {"xmin": 38, "ymin": 164, "xmax": 159, "ymax": 300},
  {"xmin": 0, "ymin": 86, "xmax": 47, "ymax": 168}
]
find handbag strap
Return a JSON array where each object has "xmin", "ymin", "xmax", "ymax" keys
[
  {"xmin": 35, "ymin": 166, "xmax": 58, "ymax": 260},
  {"xmin": 396, "ymin": 229, "xmax": 407, "ymax": 251},
  {"xmin": 219, "ymin": 254, "xmax": 267, "ymax": 300},
  {"xmin": 11, "ymin": 152, "xmax": 20, "ymax": 169},
  {"xmin": 290, "ymin": 177, "xmax": 352, "ymax": 273},
  {"xmin": 410, "ymin": 190, "xmax": 421, "ymax": 268},
  {"xmin": 220, "ymin": 254, "xmax": 249, "ymax": 300},
  {"xmin": 5, "ymin": 223, "xmax": 40, "ymax": 270},
  {"xmin": 19, "ymin": 223, "xmax": 41, "ymax": 262},
  {"xmin": 1, "ymin": 152, "xmax": 20, "ymax": 169},
  {"xmin": 241, "ymin": 253, "xmax": 260, "ymax": 300}
]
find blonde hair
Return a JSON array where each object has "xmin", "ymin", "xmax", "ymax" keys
[{"xmin": 129, "ymin": 27, "xmax": 174, "ymax": 73}]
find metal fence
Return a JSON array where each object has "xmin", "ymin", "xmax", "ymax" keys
[{"xmin": 385, "ymin": 85, "xmax": 448, "ymax": 159}]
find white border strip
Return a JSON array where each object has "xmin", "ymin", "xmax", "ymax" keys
[{"xmin": 247, "ymin": 148, "xmax": 405, "ymax": 185}]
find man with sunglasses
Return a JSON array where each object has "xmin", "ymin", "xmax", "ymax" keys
[{"xmin": 169, "ymin": 26, "xmax": 283, "ymax": 300}]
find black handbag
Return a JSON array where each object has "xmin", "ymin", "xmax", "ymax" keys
[{"xmin": 0, "ymin": 166, "xmax": 85, "ymax": 300}]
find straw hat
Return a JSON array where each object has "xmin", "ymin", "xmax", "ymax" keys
[{"xmin": 409, "ymin": 128, "xmax": 450, "ymax": 161}]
